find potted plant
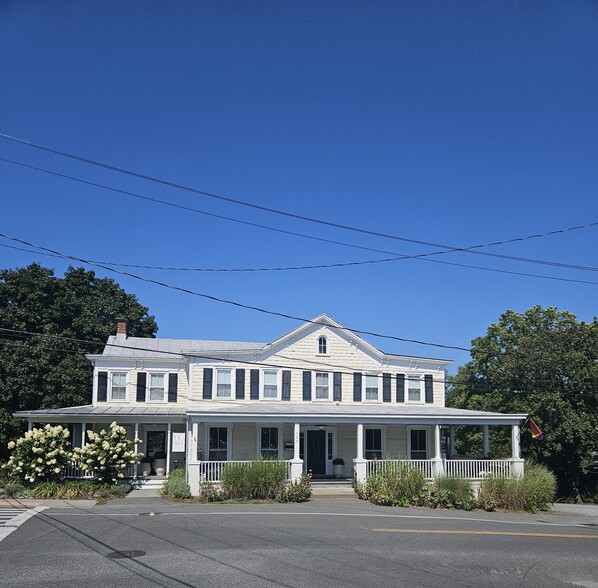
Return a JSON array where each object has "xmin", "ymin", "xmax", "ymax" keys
[
  {"xmin": 139, "ymin": 455, "xmax": 152, "ymax": 477},
  {"xmin": 332, "ymin": 457, "xmax": 344, "ymax": 479},
  {"xmin": 152, "ymin": 451, "xmax": 167, "ymax": 476}
]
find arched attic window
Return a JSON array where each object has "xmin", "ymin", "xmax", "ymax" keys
[{"xmin": 318, "ymin": 336, "xmax": 327, "ymax": 355}]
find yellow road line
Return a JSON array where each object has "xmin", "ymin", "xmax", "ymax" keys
[{"xmin": 371, "ymin": 529, "xmax": 598, "ymax": 539}]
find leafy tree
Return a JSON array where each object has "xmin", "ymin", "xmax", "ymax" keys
[
  {"xmin": 447, "ymin": 306, "xmax": 598, "ymax": 493},
  {"xmin": 0, "ymin": 263, "xmax": 158, "ymax": 458}
]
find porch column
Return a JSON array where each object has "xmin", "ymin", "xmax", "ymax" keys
[
  {"xmin": 432, "ymin": 424, "xmax": 444, "ymax": 478},
  {"xmin": 166, "ymin": 422, "xmax": 172, "ymax": 475},
  {"xmin": 353, "ymin": 423, "xmax": 367, "ymax": 483},
  {"xmin": 482, "ymin": 425, "xmax": 490, "ymax": 457},
  {"xmin": 290, "ymin": 423, "xmax": 302, "ymax": 482},
  {"xmin": 28, "ymin": 421, "xmax": 33, "ymax": 432},
  {"xmin": 134, "ymin": 422, "xmax": 139, "ymax": 481},
  {"xmin": 81, "ymin": 422, "xmax": 87, "ymax": 448},
  {"xmin": 511, "ymin": 423, "xmax": 524, "ymax": 476},
  {"xmin": 449, "ymin": 425, "xmax": 455, "ymax": 457}
]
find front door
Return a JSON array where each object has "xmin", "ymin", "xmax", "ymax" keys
[
  {"xmin": 146, "ymin": 431, "xmax": 166, "ymax": 458},
  {"xmin": 306, "ymin": 430, "xmax": 326, "ymax": 476}
]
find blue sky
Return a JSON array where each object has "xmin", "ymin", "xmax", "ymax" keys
[{"xmin": 1, "ymin": 1, "xmax": 597, "ymax": 371}]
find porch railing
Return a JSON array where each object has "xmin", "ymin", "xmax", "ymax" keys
[
  {"xmin": 62, "ymin": 461, "xmax": 138, "ymax": 480},
  {"xmin": 198, "ymin": 460, "xmax": 292, "ymax": 483},
  {"xmin": 366, "ymin": 459, "xmax": 434, "ymax": 479},
  {"xmin": 445, "ymin": 459, "xmax": 513, "ymax": 480}
]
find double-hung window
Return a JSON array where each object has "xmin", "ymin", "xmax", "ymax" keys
[
  {"xmin": 216, "ymin": 369, "xmax": 232, "ymax": 399},
  {"xmin": 365, "ymin": 429, "xmax": 382, "ymax": 460},
  {"xmin": 315, "ymin": 372, "xmax": 330, "ymax": 400},
  {"xmin": 149, "ymin": 373, "xmax": 165, "ymax": 401},
  {"xmin": 260, "ymin": 427, "xmax": 279, "ymax": 459},
  {"xmin": 318, "ymin": 336, "xmax": 327, "ymax": 355},
  {"xmin": 410, "ymin": 429, "xmax": 427, "ymax": 459},
  {"xmin": 208, "ymin": 427, "xmax": 228, "ymax": 461},
  {"xmin": 407, "ymin": 375, "xmax": 422, "ymax": 402},
  {"xmin": 110, "ymin": 372, "xmax": 127, "ymax": 401},
  {"xmin": 365, "ymin": 374, "xmax": 379, "ymax": 401},
  {"xmin": 262, "ymin": 370, "xmax": 279, "ymax": 399}
]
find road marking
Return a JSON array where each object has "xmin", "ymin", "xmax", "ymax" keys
[
  {"xmin": 0, "ymin": 507, "xmax": 47, "ymax": 542},
  {"xmin": 371, "ymin": 528, "xmax": 598, "ymax": 539}
]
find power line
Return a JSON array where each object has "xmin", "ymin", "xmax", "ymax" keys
[
  {"xmin": 2, "ymin": 328, "xmax": 595, "ymax": 396},
  {"xmin": 3, "ymin": 240, "xmax": 598, "ymax": 286},
  {"xmin": 0, "ymin": 232, "xmax": 470, "ymax": 352},
  {"xmin": 1, "ymin": 135, "xmax": 597, "ymax": 271}
]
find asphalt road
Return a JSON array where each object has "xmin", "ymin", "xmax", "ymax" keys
[{"xmin": 1, "ymin": 498, "xmax": 597, "ymax": 587}]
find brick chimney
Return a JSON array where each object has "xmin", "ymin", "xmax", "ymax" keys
[{"xmin": 116, "ymin": 318, "xmax": 128, "ymax": 340}]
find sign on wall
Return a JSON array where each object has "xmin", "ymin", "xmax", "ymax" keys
[{"xmin": 172, "ymin": 432, "xmax": 186, "ymax": 452}]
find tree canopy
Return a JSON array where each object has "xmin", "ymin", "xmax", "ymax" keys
[
  {"xmin": 0, "ymin": 263, "xmax": 158, "ymax": 458},
  {"xmin": 447, "ymin": 305, "xmax": 598, "ymax": 490}
]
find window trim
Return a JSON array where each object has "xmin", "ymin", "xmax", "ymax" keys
[
  {"xmin": 313, "ymin": 371, "xmax": 331, "ymax": 401},
  {"xmin": 205, "ymin": 425, "xmax": 232, "ymax": 461},
  {"xmin": 213, "ymin": 368, "xmax": 235, "ymax": 401},
  {"xmin": 406, "ymin": 426, "xmax": 429, "ymax": 460},
  {"xmin": 406, "ymin": 374, "xmax": 424, "ymax": 404},
  {"xmin": 108, "ymin": 371, "xmax": 128, "ymax": 402},
  {"xmin": 363, "ymin": 373, "xmax": 382, "ymax": 403},
  {"xmin": 257, "ymin": 425, "xmax": 282, "ymax": 459},
  {"xmin": 146, "ymin": 371, "xmax": 167, "ymax": 404},
  {"xmin": 260, "ymin": 369, "xmax": 281, "ymax": 401},
  {"xmin": 364, "ymin": 427, "xmax": 385, "ymax": 460},
  {"xmin": 317, "ymin": 336, "xmax": 328, "ymax": 356}
]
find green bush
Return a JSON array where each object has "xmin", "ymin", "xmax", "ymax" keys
[
  {"xmin": 478, "ymin": 461, "xmax": 556, "ymax": 513},
  {"xmin": 162, "ymin": 469, "xmax": 192, "ymax": 499},
  {"xmin": 30, "ymin": 480, "xmax": 131, "ymax": 500},
  {"xmin": 0, "ymin": 481, "xmax": 31, "ymax": 498},
  {"xmin": 362, "ymin": 461, "xmax": 427, "ymax": 507},
  {"xmin": 221, "ymin": 458, "xmax": 288, "ymax": 500},
  {"xmin": 276, "ymin": 473, "xmax": 312, "ymax": 503},
  {"xmin": 198, "ymin": 481, "xmax": 228, "ymax": 502},
  {"xmin": 428, "ymin": 476, "xmax": 475, "ymax": 510}
]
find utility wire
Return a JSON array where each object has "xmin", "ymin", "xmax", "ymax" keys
[
  {"xmin": 1, "ymin": 157, "xmax": 598, "ymax": 282},
  {"xmin": 0, "ymin": 232, "xmax": 470, "ymax": 352},
  {"xmin": 2, "ymin": 328, "xmax": 595, "ymax": 396},
  {"xmin": 2, "ymin": 240, "xmax": 598, "ymax": 286},
  {"xmin": 1, "ymin": 135, "xmax": 597, "ymax": 271}
]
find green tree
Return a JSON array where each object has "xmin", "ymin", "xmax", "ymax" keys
[
  {"xmin": 447, "ymin": 306, "xmax": 598, "ymax": 492},
  {"xmin": 0, "ymin": 263, "xmax": 158, "ymax": 458}
]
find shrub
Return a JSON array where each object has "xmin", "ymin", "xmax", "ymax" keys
[
  {"xmin": 3, "ymin": 425, "xmax": 73, "ymax": 484},
  {"xmin": 162, "ymin": 468, "xmax": 192, "ymax": 499},
  {"xmin": 478, "ymin": 461, "xmax": 556, "ymax": 513},
  {"xmin": 74, "ymin": 422, "xmax": 142, "ymax": 484},
  {"xmin": 221, "ymin": 458, "xmax": 288, "ymax": 500},
  {"xmin": 428, "ymin": 476, "xmax": 475, "ymax": 510},
  {"xmin": 198, "ymin": 481, "xmax": 228, "ymax": 502},
  {"xmin": 0, "ymin": 481, "xmax": 31, "ymax": 498},
  {"xmin": 365, "ymin": 461, "xmax": 428, "ymax": 507},
  {"xmin": 276, "ymin": 473, "xmax": 312, "ymax": 503}
]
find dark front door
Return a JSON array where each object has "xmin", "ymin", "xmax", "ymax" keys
[
  {"xmin": 306, "ymin": 430, "xmax": 326, "ymax": 476},
  {"xmin": 147, "ymin": 431, "xmax": 166, "ymax": 458}
]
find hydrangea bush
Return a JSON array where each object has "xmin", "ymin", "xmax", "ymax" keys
[
  {"xmin": 4, "ymin": 424, "xmax": 73, "ymax": 484},
  {"xmin": 74, "ymin": 422, "xmax": 142, "ymax": 484}
]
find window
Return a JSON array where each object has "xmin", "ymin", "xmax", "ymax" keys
[
  {"xmin": 407, "ymin": 375, "xmax": 422, "ymax": 402},
  {"xmin": 110, "ymin": 372, "xmax": 127, "ymax": 400},
  {"xmin": 327, "ymin": 432, "xmax": 333, "ymax": 460},
  {"xmin": 365, "ymin": 429, "xmax": 382, "ymax": 460},
  {"xmin": 260, "ymin": 427, "xmax": 279, "ymax": 459},
  {"xmin": 315, "ymin": 372, "xmax": 330, "ymax": 399},
  {"xmin": 410, "ymin": 429, "xmax": 427, "ymax": 459},
  {"xmin": 209, "ymin": 427, "xmax": 228, "ymax": 461},
  {"xmin": 262, "ymin": 370, "xmax": 279, "ymax": 399},
  {"xmin": 216, "ymin": 369, "xmax": 232, "ymax": 398},
  {"xmin": 365, "ymin": 374, "xmax": 379, "ymax": 401},
  {"xmin": 149, "ymin": 373, "xmax": 165, "ymax": 401},
  {"xmin": 318, "ymin": 336, "xmax": 327, "ymax": 355}
]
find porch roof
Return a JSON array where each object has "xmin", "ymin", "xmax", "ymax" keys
[
  {"xmin": 13, "ymin": 405, "xmax": 186, "ymax": 423},
  {"xmin": 186, "ymin": 402, "xmax": 527, "ymax": 426}
]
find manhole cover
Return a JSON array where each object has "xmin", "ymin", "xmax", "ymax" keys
[{"xmin": 107, "ymin": 550, "xmax": 146, "ymax": 559}]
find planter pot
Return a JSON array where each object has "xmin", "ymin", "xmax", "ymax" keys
[
  {"xmin": 333, "ymin": 464, "xmax": 343, "ymax": 479},
  {"xmin": 139, "ymin": 463, "xmax": 151, "ymax": 477},
  {"xmin": 153, "ymin": 458, "xmax": 166, "ymax": 476}
]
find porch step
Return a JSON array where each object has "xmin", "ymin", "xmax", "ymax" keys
[
  {"xmin": 134, "ymin": 477, "xmax": 166, "ymax": 490},
  {"xmin": 311, "ymin": 478, "xmax": 356, "ymax": 499}
]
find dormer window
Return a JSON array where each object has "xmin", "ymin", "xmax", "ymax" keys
[{"xmin": 318, "ymin": 336, "xmax": 328, "ymax": 355}]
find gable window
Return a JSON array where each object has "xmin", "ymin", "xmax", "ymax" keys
[
  {"xmin": 208, "ymin": 427, "xmax": 228, "ymax": 461},
  {"xmin": 410, "ymin": 429, "xmax": 427, "ymax": 459},
  {"xmin": 365, "ymin": 374, "xmax": 379, "ymax": 401},
  {"xmin": 110, "ymin": 372, "xmax": 127, "ymax": 401},
  {"xmin": 407, "ymin": 375, "xmax": 422, "ymax": 402},
  {"xmin": 216, "ymin": 369, "xmax": 232, "ymax": 398},
  {"xmin": 365, "ymin": 428, "xmax": 382, "ymax": 460},
  {"xmin": 315, "ymin": 372, "xmax": 330, "ymax": 399},
  {"xmin": 149, "ymin": 373, "xmax": 165, "ymax": 401},
  {"xmin": 318, "ymin": 336, "xmax": 327, "ymax": 355},
  {"xmin": 262, "ymin": 370, "xmax": 279, "ymax": 399},
  {"xmin": 260, "ymin": 427, "xmax": 279, "ymax": 458}
]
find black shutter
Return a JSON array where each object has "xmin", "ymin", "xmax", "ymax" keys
[
  {"xmin": 382, "ymin": 373, "xmax": 391, "ymax": 402},
  {"xmin": 353, "ymin": 373, "xmax": 362, "ymax": 401},
  {"xmin": 97, "ymin": 371, "xmax": 108, "ymax": 402},
  {"xmin": 250, "ymin": 369, "xmax": 259, "ymax": 400},
  {"xmin": 236, "ymin": 369, "xmax": 245, "ymax": 399},
  {"xmin": 333, "ymin": 372, "xmax": 342, "ymax": 402},
  {"xmin": 136, "ymin": 372, "xmax": 147, "ymax": 402},
  {"xmin": 396, "ymin": 374, "xmax": 405, "ymax": 403},
  {"xmin": 425, "ymin": 374, "xmax": 434, "ymax": 403},
  {"xmin": 168, "ymin": 373, "xmax": 178, "ymax": 402},
  {"xmin": 303, "ymin": 371, "xmax": 312, "ymax": 401},
  {"xmin": 282, "ymin": 370, "xmax": 291, "ymax": 401},
  {"xmin": 202, "ymin": 368, "xmax": 213, "ymax": 399}
]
